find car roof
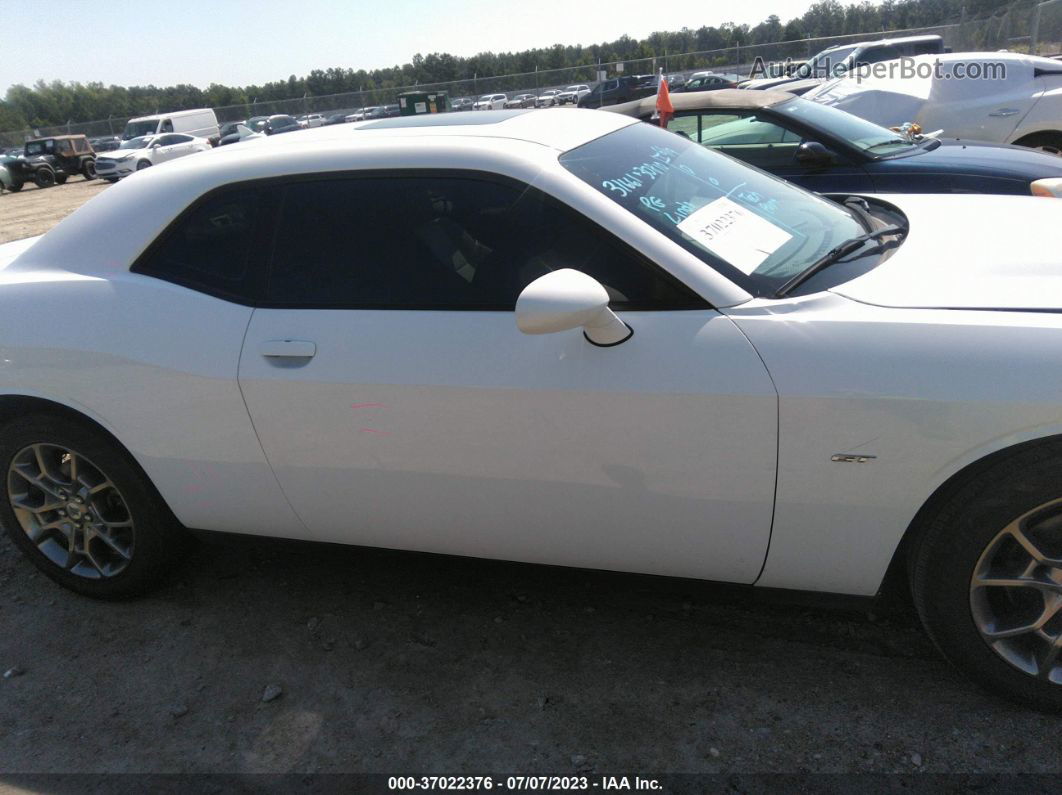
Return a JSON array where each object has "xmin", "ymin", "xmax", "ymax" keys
[
  {"xmin": 605, "ymin": 88, "xmax": 795, "ymax": 118},
  {"xmin": 18, "ymin": 109, "xmax": 640, "ymax": 278}
]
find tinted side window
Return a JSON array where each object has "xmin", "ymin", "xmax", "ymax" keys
[
  {"xmin": 133, "ymin": 187, "xmax": 269, "ymax": 303},
  {"xmin": 266, "ymin": 175, "xmax": 703, "ymax": 310}
]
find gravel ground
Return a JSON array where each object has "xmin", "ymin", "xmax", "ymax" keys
[
  {"xmin": 0, "ymin": 529, "xmax": 1060, "ymax": 778},
  {"xmin": 0, "ymin": 177, "xmax": 109, "ymax": 244}
]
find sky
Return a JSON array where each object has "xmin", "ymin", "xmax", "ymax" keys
[{"xmin": 0, "ymin": 0, "xmax": 815, "ymax": 94}]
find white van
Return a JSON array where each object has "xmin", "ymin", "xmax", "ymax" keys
[{"xmin": 122, "ymin": 108, "xmax": 220, "ymax": 143}]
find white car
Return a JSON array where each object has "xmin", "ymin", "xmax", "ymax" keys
[
  {"xmin": 296, "ymin": 114, "xmax": 326, "ymax": 129},
  {"xmin": 93, "ymin": 133, "xmax": 212, "ymax": 181},
  {"xmin": 536, "ymin": 89, "xmax": 562, "ymax": 108},
  {"xmin": 805, "ymin": 52, "xmax": 1062, "ymax": 152},
  {"xmin": 3, "ymin": 111, "xmax": 1062, "ymax": 709},
  {"xmin": 555, "ymin": 84, "xmax": 591, "ymax": 105},
  {"xmin": 473, "ymin": 94, "xmax": 507, "ymax": 110}
]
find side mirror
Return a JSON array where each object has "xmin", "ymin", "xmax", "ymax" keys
[
  {"xmin": 151, "ymin": 142, "xmax": 161, "ymax": 149},
  {"xmin": 516, "ymin": 269, "xmax": 632, "ymax": 347},
  {"xmin": 795, "ymin": 140, "xmax": 833, "ymax": 167}
]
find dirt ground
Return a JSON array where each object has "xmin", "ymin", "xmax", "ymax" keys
[
  {"xmin": 1, "ymin": 530, "xmax": 1061, "ymax": 780},
  {"xmin": 0, "ymin": 177, "xmax": 109, "ymax": 244}
]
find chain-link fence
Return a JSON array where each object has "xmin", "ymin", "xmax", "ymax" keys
[{"xmin": 2, "ymin": 13, "xmax": 1058, "ymax": 150}]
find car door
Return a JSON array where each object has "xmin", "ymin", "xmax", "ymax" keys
[
  {"xmin": 237, "ymin": 172, "xmax": 778, "ymax": 583},
  {"xmin": 925, "ymin": 59, "xmax": 1042, "ymax": 142}
]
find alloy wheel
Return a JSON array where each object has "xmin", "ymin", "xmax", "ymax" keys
[
  {"xmin": 970, "ymin": 498, "xmax": 1062, "ymax": 684},
  {"xmin": 6, "ymin": 443, "xmax": 135, "ymax": 579}
]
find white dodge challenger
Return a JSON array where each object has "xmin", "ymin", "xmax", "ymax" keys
[{"xmin": 2, "ymin": 109, "xmax": 1062, "ymax": 709}]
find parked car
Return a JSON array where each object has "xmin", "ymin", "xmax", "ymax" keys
[
  {"xmin": 93, "ymin": 133, "xmax": 211, "ymax": 181},
  {"xmin": 324, "ymin": 113, "xmax": 351, "ymax": 126},
  {"xmin": 607, "ymin": 89, "xmax": 1062, "ymax": 196},
  {"xmin": 5, "ymin": 110, "xmax": 1062, "ymax": 711},
  {"xmin": 740, "ymin": 34, "xmax": 946, "ymax": 92},
  {"xmin": 555, "ymin": 84, "xmax": 591, "ymax": 105},
  {"xmin": 505, "ymin": 93, "xmax": 537, "ymax": 109},
  {"xmin": 473, "ymin": 94, "xmax": 508, "ymax": 110},
  {"xmin": 451, "ymin": 97, "xmax": 476, "ymax": 111},
  {"xmin": 535, "ymin": 89, "xmax": 563, "ymax": 108},
  {"xmin": 578, "ymin": 75, "xmax": 656, "ymax": 107},
  {"xmin": 245, "ymin": 116, "xmax": 270, "ymax": 133},
  {"xmin": 122, "ymin": 108, "xmax": 219, "ymax": 144},
  {"xmin": 0, "ymin": 155, "xmax": 15, "ymax": 193},
  {"xmin": 296, "ymin": 113, "xmax": 326, "ymax": 129},
  {"xmin": 667, "ymin": 73, "xmax": 687, "ymax": 88},
  {"xmin": 260, "ymin": 115, "xmax": 301, "ymax": 135},
  {"xmin": 680, "ymin": 73, "xmax": 739, "ymax": 93},
  {"xmin": 218, "ymin": 124, "xmax": 264, "ymax": 147},
  {"xmin": 383, "ymin": 104, "xmax": 401, "ymax": 117},
  {"xmin": 360, "ymin": 106, "xmax": 387, "ymax": 120},
  {"xmin": 89, "ymin": 136, "xmax": 121, "ymax": 153},
  {"xmin": 3, "ymin": 135, "xmax": 97, "ymax": 190},
  {"xmin": 805, "ymin": 52, "xmax": 1062, "ymax": 153}
]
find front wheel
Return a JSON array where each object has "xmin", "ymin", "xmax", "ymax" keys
[
  {"xmin": 0, "ymin": 413, "xmax": 188, "ymax": 598},
  {"xmin": 34, "ymin": 168, "xmax": 56, "ymax": 188},
  {"xmin": 911, "ymin": 440, "xmax": 1062, "ymax": 711},
  {"xmin": 136, "ymin": 160, "xmax": 151, "ymax": 171}
]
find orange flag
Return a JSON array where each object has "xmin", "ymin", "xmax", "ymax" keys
[{"xmin": 656, "ymin": 74, "xmax": 674, "ymax": 128}]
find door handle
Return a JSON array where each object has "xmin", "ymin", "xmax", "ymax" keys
[
  {"xmin": 989, "ymin": 108, "xmax": 1020, "ymax": 117},
  {"xmin": 259, "ymin": 339, "xmax": 317, "ymax": 358}
]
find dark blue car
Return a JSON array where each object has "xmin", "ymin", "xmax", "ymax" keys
[{"xmin": 608, "ymin": 89, "xmax": 1062, "ymax": 197}]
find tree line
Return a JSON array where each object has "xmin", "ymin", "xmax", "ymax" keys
[{"xmin": 0, "ymin": 0, "xmax": 1027, "ymax": 132}]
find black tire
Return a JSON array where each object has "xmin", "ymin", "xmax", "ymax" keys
[
  {"xmin": 1013, "ymin": 132, "xmax": 1062, "ymax": 156},
  {"xmin": 910, "ymin": 439, "xmax": 1062, "ymax": 711},
  {"xmin": 7, "ymin": 181, "xmax": 22, "ymax": 192},
  {"xmin": 55, "ymin": 174, "xmax": 68, "ymax": 185},
  {"xmin": 0, "ymin": 413, "xmax": 188, "ymax": 599},
  {"xmin": 34, "ymin": 168, "xmax": 56, "ymax": 189},
  {"xmin": 82, "ymin": 160, "xmax": 97, "ymax": 180},
  {"xmin": 136, "ymin": 160, "xmax": 151, "ymax": 171}
]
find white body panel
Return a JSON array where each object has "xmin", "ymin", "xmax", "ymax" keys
[
  {"xmin": 805, "ymin": 53, "xmax": 1062, "ymax": 145},
  {"xmin": 238, "ymin": 308, "xmax": 777, "ymax": 582},
  {"xmin": 123, "ymin": 108, "xmax": 220, "ymax": 141},
  {"xmin": 3, "ymin": 109, "xmax": 1062, "ymax": 597}
]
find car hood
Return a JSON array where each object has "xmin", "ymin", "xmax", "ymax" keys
[
  {"xmin": 831, "ymin": 194, "xmax": 1062, "ymax": 311},
  {"xmin": 883, "ymin": 139, "xmax": 1062, "ymax": 179}
]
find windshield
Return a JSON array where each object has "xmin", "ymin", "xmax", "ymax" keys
[
  {"xmin": 118, "ymin": 136, "xmax": 152, "ymax": 150},
  {"xmin": 122, "ymin": 120, "xmax": 158, "ymax": 140},
  {"xmin": 777, "ymin": 98, "xmax": 919, "ymax": 156},
  {"xmin": 559, "ymin": 122, "xmax": 864, "ymax": 297},
  {"xmin": 805, "ymin": 45, "xmax": 858, "ymax": 77}
]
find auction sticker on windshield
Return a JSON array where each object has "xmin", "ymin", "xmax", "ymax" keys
[{"xmin": 677, "ymin": 196, "xmax": 792, "ymax": 273}]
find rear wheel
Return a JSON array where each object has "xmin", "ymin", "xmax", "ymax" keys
[
  {"xmin": 1013, "ymin": 132, "xmax": 1062, "ymax": 155},
  {"xmin": 911, "ymin": 440, "xmax": 1062, "ymax": 711},
  {"xmin": 34, "ymin": 168, "xmax": 56, "ymax": 188},
  {"xmin": 0, "ymin": 413, "xmax": 188, "ymax": 598}
]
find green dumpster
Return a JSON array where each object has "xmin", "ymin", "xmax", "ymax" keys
[{"xmin": 397, "ymin": 91, "xmax": 450, "ymax": 116}]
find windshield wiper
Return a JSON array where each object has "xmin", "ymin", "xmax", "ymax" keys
[{"xmin": 774, "ymin": 225, "xmax": 905, "ymax": 298}]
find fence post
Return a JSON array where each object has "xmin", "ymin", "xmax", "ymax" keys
[{"xmin": 1030, "ymin": 2, "xmax": 1042, "ymax": 55}]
